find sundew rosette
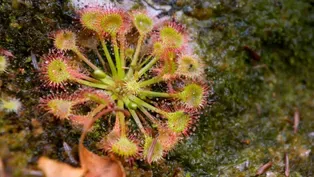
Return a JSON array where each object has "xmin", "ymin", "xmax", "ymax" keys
[{"xmin": 39, "ymin": 5, "xmax": 208, "ymax": 163}]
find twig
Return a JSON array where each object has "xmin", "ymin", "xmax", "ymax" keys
[
  {"xmin": 31, "ymin": 52, "xmax": 39, "ymax": 70},
  {"xmin": 63, "ymin": 142, "xmax": 78, "ymax": 165},
  {"xmin": 285, "ymin": 153, "xmax": 290, "ymax": 177},
  {"xmin": 23, "ymin": 169, "xmax": 43, "ymax": 176},
  {"xmin": 293, "ymin": 109, "xmax": 300, "ymax": 134},
  {"xmin": 142, "ymin": 0, "xmax": 166, "ymax": 11},
  {"xmin": 255, "ymin": 161, "xmax": 272, "ymax": 176}
]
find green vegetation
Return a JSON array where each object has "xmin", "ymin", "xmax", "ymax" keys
[{"xmin": 173, "ymin": 0, "xmax": 314, "ymax": 176}]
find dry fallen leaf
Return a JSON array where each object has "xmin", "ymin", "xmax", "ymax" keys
[
  {"xmin": 0, "ymin": 158, "xmax": 6, "ymax": 177},
  {"xmin": 80, "ymin": 144, "xmax": 125, "ymax": 177},
  {"xmin": 38, "ymin": 108, "xmax": 127, "ymax": 177},
  {"xmin": 0, "ymin": 48, "xmax": 15, "ymax": 58},
  {"xmin": 38, "ymin": 157, "xmax": 84, "ymax": 177},
  {"xmin": 38, "ymin": 143, "xmax": 125, "ymax": 177},
  {"xmin": 78, "ymin": 108, "xmax": 126, "ymax": 177},
  {"xmin": 38, "ymin": 147, "xmax": 125, "ymax": 177}
]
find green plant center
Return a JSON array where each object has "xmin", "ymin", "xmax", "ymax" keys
[
  {"xmin": 134, "ymin": 14, "xmax": 153, "ymax": 34},
  {"xmin": 143, "ymin": 136, "xmax": 163, "ymax": 162},
  {"xmin": 181, "ymin": 56, "xmax": 198, "ymax": 72},
  {"xmin": 166, "ymin": 111, "xmax": 190, "ymax": 133},
  {"xmin": 101, "ymin": 14, "xmax": 123, "ymax": 34},
  {"xmin": 111, "ymin": 137, "xmax": 138, "ymax": 157},
  {"xmin": 54, "ymin": 31, "xmax": 76, "ymax": 50},
  {"xmin": 124, "ymin": 79, "xmax": 141, "ymax": 95},
  {"xmin": 160, "ymin": 27, "xmax": 183, "ymax": 48},
  {"xmin": 47, "ymin": 59, "xmax": 70, "ymax": 84},
  {"xmin": 47, "ymin": 99, "xmax": 72, "ymax": 119},
  {"xmin": 81, "ymin": 12, "xmax": 101, "ymax": 31},
  {"xmin": 180, "ymin": 84, "xmax": 204, "ymax": 108}
]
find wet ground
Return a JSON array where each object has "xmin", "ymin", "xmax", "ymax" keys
[{"xmin": 0, "ymin": 0, "xmax": 314, "ymax": 176}]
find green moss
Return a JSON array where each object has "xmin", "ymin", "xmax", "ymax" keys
[{"xmin": 171, "ymin": 0, "xmax": 314, "ymax": 176}]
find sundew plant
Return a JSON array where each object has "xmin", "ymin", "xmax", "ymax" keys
[{"xmin": 40, "ymin": 5, "xmax": 207, "ymax": 163}]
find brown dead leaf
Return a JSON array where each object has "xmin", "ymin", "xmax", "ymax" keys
[
  {"xmin": 79, "ymin": 144, "xmax": 125, "ymax": 177},
  {"xmin": 77, "ymin": 107, "xmax": 126, "ymax": 177},
  {"xmin": 38, "ymin": 157, "xmax": 84, "ymax": 177},
  {"xmin": 0, "ymin": 48, "xmax": 15, "ymax": 58},
  {"xmin": 38, "ymin": 107, "xmax": 127, "ymax": 177},
  {"xmin": 0, "ymin": 158, "xmax": 6, "ymax": 177}
]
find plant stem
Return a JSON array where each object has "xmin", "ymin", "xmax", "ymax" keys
[
  {"xmin": 139, "ymin": 55, "xmax": 153, "ymax": 68},
  {"xmin": 79, "ymin": 107, "xmax": 127, "ymax": 149},
  {"xmin": 119, "ymin": 34, "xmax": 126, "ymax": 72},
  {"xmin": 139, "ymin": 107, "xmax": 159, "ymax": 125},
  {"xmin": 72, "ymin": 48, "xmax": 99, "ymax": 71},
  {"xmin": 138, "ymin": 57, "xmax": 158, "ymax": 77},
  {"xmin": 80, "ymin": 107, "xmax": 115, "ymax": 144},
  {"xmin": 99, "ymin": 77, "xmax": 115, "ymax": 86},
  {"xmin": 141, "ymin": 90, "xmax": 173, "ymax": 98},
  {"xmin": 79, "ymin": 74, "xmax": 102, "ymax": 83},
  {"xmin": 93, "ymin": 48, "xmax": 107, "ymax": 71},
  {"xmin": 99, "ymin": 36, "xmax": 117, "ymax": 77},
  {"xmin": 90, "ymin": 104, "xmax": 108, "ymax": 117},
  {"xmin": 74, "ymin": 78, "xmax": 109, "ymax": 90},
  {"xmin": 112, "ymin": 34, "xmax": 124, "ymax": 79},
  {"xmin": 117, "ymin": 100, "xmax": 126, "ymax": 136},
  {"xmin": 132, "ymin": 35, "xmax": 145, "ymax": 65},
  {"xmin": 139, "ymin": 76, "xmax": 163, "ymax": 87},
  {"xmin": 128, "ymin": 109, "xmax": 147, "ymax": 135},
  {"xmin": 129, "ymin": 96, "xmax": 165, "ymax": 114},
  {"xmin": 126, "ymin": 35, "xmax": 145, "ymax": 78}
]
